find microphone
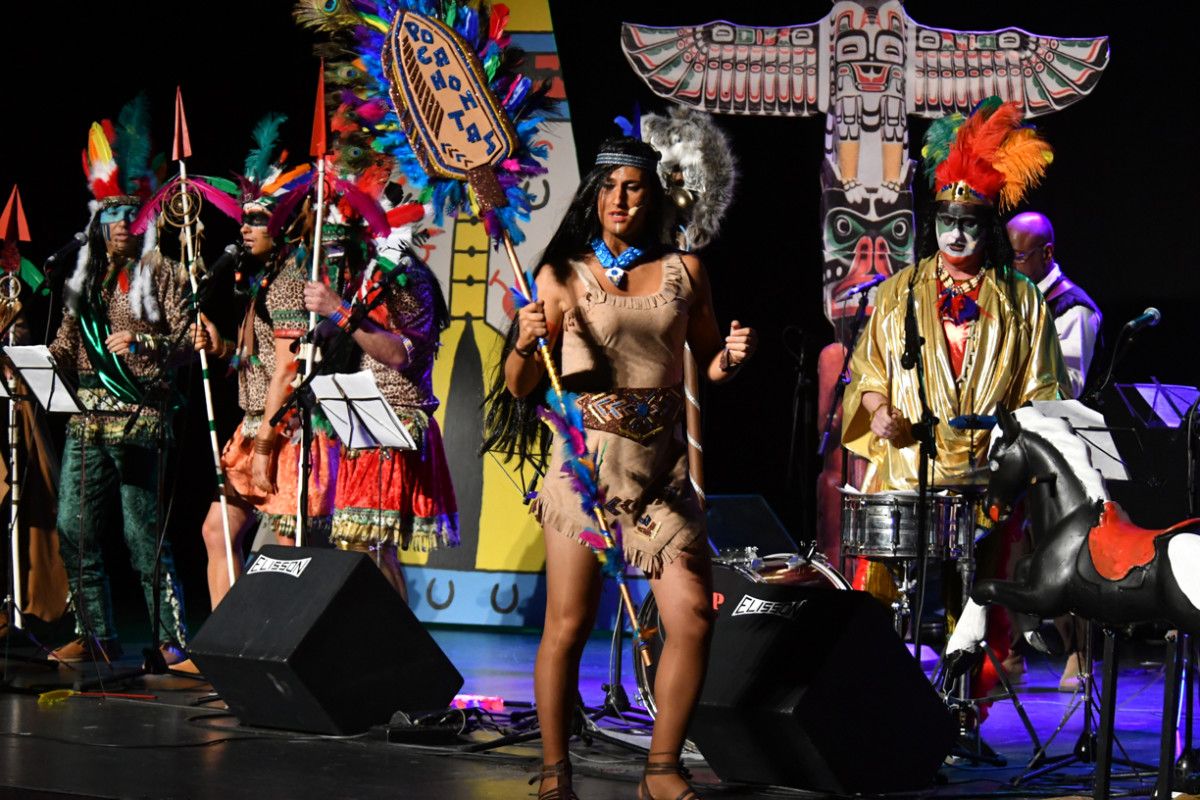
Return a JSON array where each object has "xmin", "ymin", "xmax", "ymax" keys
[
  {"xmin": 43, "ymin": 232, "xmax": 87, "ymax": 273},
  {"xmin": 1124, "ymin": 307, "xmax": 1161, "ymax": 333},
  {"xmin": 206, "ymin": 244, "xmax": 243, "ymax": 283},
  {"xmin": 835, "ymin": 272, "xmax": 886, "ymax": 302}
]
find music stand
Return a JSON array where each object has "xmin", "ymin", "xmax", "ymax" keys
[
  {"xmin": 2, "ymin": 346, "xmax": 82, "ymax": 416},
  {"xmin": 310, "ymin": 370, "xmax": 416, "ymax": 452},
  {"xmin": 1, "ymin": 345, "xmax": 81, "ymax": 671}
]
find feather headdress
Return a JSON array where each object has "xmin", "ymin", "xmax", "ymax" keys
[
  {"xmin": 81, "ymin": 93, "xmax": 160, "ymax": 204},
  {"xmin": 921, "ymin": 97, "xmax": 1053, "ymax": 211},
  {"xmin": 293, "ymin": 0, "xmax": 553, "ymax": 244}
]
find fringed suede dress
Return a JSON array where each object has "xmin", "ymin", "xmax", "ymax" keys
[{"xmin": 531, "ymin": 256, "xmax": 705, "ymax": 577}]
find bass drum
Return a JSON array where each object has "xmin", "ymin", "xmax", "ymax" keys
[{"xmin": 633, "ymin": 551, "xmax": 850, "ymax": 718}]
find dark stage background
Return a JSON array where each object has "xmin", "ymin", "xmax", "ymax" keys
[{"xmin": 0, "ymin": 2, "xmax": 1195, "ymax": 619}]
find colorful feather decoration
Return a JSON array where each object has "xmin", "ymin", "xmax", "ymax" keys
[
  {"xmin": 536, "ymin": 388, "xmax": 628, "ymax": 578},
  {"xmin": 130, "ymin": 174, "xmax": 242, "ymax": 235},
  {"xmin": 83, "ymin": 122, "xmax": 121, "ymax": 201},
  {"xmin": 923, "ymin": 97, "xmax": 1052, "ymax": 210},
  {"xmin": 245, "ymin": 113, "xmax": 289, "ymax": 185},
  {"xmin": 292, "ymin": 0, "xmax": 554, "ymax": 244},
  {"xmin": 114, "ymin": 94, "xmax": 155, "ymax": 198}
]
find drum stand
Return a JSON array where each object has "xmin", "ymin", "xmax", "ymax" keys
[{"xmin": 941, "ymin": 522, "xmax": 1041, "ymax": 766}]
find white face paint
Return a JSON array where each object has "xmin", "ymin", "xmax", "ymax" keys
[{"xmin": 935, "ymin": 204, "xmax": 983, "ymax": 261}]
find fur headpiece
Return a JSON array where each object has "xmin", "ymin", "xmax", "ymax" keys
[
  {"xmin": 921, "ymin": 97, "xmax": 1053, "ymax": 210},
  {"xmin": 640, "ymin": 107, "xmax": 738, "ymax": 249}
]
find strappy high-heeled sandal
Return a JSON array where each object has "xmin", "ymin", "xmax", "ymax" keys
[
  {"xmin": 529, "ymin": 758, "xmax": 578, "ymax": 800},
  {"xmin": 638, "ymin": 753, "xmax": 702, "ymax": 800}
]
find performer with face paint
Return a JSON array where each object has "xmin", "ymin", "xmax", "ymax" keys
[
  {"xmin": 191, "ymin": 116, "xmax": 341, "ymax": 608},
  {"xmin": 841, "ymin": 100, "xmax": 1068, "ymax": 697},
  {"xmin": 47, "ymin": 102, "xmax": 192, "ymax": 664},
  {"xmin": 484, "ymin": 137, "xmax": 757, "ymax": 800},
  {"xmin": 843, "ymin": 98, "xmax": 1068, "ymax": 492}
]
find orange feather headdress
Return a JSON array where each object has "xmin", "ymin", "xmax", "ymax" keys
[{"xmin": 921, "ymin": 97, "xmax": 1054, "ymax": 211}]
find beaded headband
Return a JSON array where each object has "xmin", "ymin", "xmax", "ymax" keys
[{"xmin": 595, "ymin": 150, "xmax": 659, "ymax": 171}]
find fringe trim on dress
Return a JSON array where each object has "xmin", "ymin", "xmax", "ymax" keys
[
  {"xmin": 530, "ymin": 496, "xmax": 703, "ymax": 578},
  {"xmin": 331, "ymin": 509, "xmax": 459, "ymax": 551}
]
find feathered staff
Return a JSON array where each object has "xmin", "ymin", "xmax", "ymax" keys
[
  {"xmin": 295, "ymin": 0, "xmax": 650, "ymax": 663},
  {"xmin": 161, "ymin": 88, "xmax": 238, "ymax": 588}
]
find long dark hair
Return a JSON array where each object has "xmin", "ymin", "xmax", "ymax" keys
[{"xmin": 480, "ymin": 137, "xmax": 667, "ymax": 473}]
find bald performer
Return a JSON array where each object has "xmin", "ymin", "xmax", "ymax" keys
[
  {"xmin": 1006, "ymin": 211, "xmax": 1103, "ymax": 689},
  {"xmin": 1007, "ymin": 212, "xmax": 1102, "ymax": 398}
]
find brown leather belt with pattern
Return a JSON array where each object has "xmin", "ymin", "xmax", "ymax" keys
[{"xmin": 578, "ymin": 387, "xmax": 683, "ymax": 444}]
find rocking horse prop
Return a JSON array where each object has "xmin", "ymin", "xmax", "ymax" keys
[{"xmin": 945, "ymin": 403, "xmax": 1200, "ymax": 799}]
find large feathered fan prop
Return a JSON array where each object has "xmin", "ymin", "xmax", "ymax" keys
[{"xmin": 293, "ymin": 0, "xmax": 553, "ymax": 244}]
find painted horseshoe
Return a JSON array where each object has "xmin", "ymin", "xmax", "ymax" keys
[
  {"xmin": 490, "ymin": 583, "xmax": 519, "ymax": 615},
  {"xmin": 524, "ymin": 178, "xmax": 551, "ymax": 211},
  {"xmin": 427, "ymin": 578, "xmax": 455, "ymax": 610}
]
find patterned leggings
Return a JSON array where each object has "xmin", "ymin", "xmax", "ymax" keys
[{"xmin": 56, "ymin": 434, "xmax": 187, "ymax": 646}]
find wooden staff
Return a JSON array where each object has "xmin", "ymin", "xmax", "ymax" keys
[
  {"xmin": 1, "ymin": 186, "xmax": 28, "ymax": 629},
  {"xmin": 682, "ymin": 343, "xmax": 706, "ymax": 510}
]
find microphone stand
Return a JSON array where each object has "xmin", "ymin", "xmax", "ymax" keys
[
  {"xmin": 901, "ymin": 270, "xmax": 937, "ymax": 659},
  {"xmin": 1083, "ymin": 318, "xmax": 1153, "ymax": 408}
]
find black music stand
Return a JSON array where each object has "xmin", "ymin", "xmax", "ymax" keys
[{"xmin": 1, "ymin": 346, "xmax": 82, "ymax": 674}]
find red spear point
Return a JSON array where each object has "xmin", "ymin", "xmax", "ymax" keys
[
  {"xmin": 0, "ymin": 186, "xmax": 31, "ymax": 243},
  {"xmin": 173, "ymin": 86, "xmax": 193, "ymax": 161},
  {"xmin": 310, "ymin": 61, "xmax": 327, "ymax": 159}
]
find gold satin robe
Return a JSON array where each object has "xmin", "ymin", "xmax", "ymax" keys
[{"xmin": 843, "ymin": 257, "xmax": 1068, "ymax": 491}]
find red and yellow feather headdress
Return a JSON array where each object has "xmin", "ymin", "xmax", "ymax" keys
[{"xmin": 922, "ymin": 97, "xmax": 1054, "ymax": 211}]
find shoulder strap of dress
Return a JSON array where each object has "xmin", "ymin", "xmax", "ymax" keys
[{"xmin": 570, "ymin": 260, "xmax": 602, "ymax": 293}]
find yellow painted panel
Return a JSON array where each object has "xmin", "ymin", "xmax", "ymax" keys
[
  {"xmin": 421, "ymin": 318, "xmax": 548, "ymax": 572},
  {"xmin": 454, "ymin": 218, "xmax": 491, "ymax": 253},
  {"xmin": 506, "ymin": 0, "xmax": 552, "ymax": 33},
  {"xmin": 449, "ymin": 280, "xmax": 487, "ymax": 318},
  {"xmin": 449, "ymin": 249, "xmax": 489, "ymax": 283}
]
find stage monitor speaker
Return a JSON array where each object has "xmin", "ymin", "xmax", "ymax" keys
[
  {"xmin": 689, "ymin": 570, "xmax": 954, "ymax": 794},
  {"xmin": 190, "ymin": 546, "xmax": 463, "ymax": 735},
  {"xmin": 706, "ymin": 494, "xmax": 797, "ymax": 554}
]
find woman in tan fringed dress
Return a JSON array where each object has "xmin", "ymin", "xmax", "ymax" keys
[{"xmin": 484, "ymin": 137, "xmax": 757, "ymax": 800}]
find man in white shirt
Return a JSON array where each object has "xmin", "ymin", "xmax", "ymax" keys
[
  {"xmin": 1006, "ymin": 211, "xmax": 1102, "ymax": 690},
  {"xmin": 1007, "ymin": 212, "xmax": 1102, "ymax": 398}
]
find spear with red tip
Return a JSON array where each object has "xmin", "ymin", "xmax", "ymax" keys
[
  {"xmin": 1, "ymin": 184, "xmax": 30, "ymax": 630},
  {"xmin": 294, "ymin": 63, "xmax": 328, "ymax": 547},
  {"xmin": 170, "ymin": 88, "xmax": 237, "ymax": 588}
]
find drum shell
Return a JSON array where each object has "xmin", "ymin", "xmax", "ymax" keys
[{"xmin": 840, "ymin": 493, "xmax": 979, "ymax": 560}]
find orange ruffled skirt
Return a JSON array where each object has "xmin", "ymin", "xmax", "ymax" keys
[
  {"xmin": 331, "ymin": 416, "xmax": 458, "ymax": 551},
  {"xmin": 222, "ymin": 416, "xmax": 339, "ymax": 539}
]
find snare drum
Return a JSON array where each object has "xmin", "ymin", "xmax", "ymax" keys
[
  {"xmin": 840, "ymin": 491, "xmax": 983, "ymax": 561},
  {"xmin": 633, "ymin": 551, "xmax": 849, "ymax": 717}
]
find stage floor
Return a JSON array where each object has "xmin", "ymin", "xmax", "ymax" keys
[{"xmin": 0, "ymin": 626, "xmax": 1186, "ymax": 799}]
